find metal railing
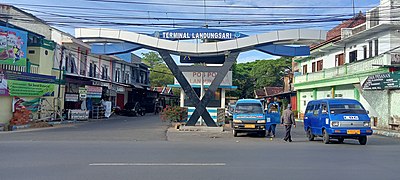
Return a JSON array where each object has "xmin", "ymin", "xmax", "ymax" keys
[
  {"xmin": 294, "ymin": 54, "xmax": 391, "ymax": 84},
  {"xmin": 30, "ymin": 64, "xmax": 39, "ymax": 74}
]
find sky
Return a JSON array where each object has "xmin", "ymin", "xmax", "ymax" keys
[{"xmin": 2, "ymin": 0, "xmax": 380, "ymax": 63}]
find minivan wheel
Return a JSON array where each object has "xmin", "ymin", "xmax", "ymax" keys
[
  {"xmin": 358, "ymin": 136, "xmax": 367, "ymax": 145},
  {"xmin": 307, "ymin": 128, "xmax": 315, "ymax": 141},
  {"xmin": 233, "ymin": 129, "xmax": 238, "ymax": 137},
  {"xmin": 338, "ymin": 137, "xmax": 344, "ymax": 143},
  {"xmin": 322, "ymin": 129, "xmax": 330, "ymax": 144}
]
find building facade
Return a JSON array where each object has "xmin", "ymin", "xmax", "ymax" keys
[
  {"xmin": 294, "ymin": 0, "xmax": 400, "ymax": 129},
  {"xmin": 0, "ymin": 4, "xmax": 152, "ymax": 129}
]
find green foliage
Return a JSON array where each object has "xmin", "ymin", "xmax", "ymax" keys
[
  {"xmin": 150, "ymin": 63, "xmax": 174, "ymax": 87},
  {"xmin": 281, "ymin": 98, "xmax": 289, "ymax": 111},
  {"xmin": 141, "ymin": 51, "xmax": 163, "ymax": 68},
  {"xmin": 228, "ymin": 57, "xmax": 292, "ymax": 99},
  {"xmin": 141, "ymin": 51, "xmax": 174, "ymax": 87}
]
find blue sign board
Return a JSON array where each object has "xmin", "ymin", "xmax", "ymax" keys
[{"xmin": 154, "ymin": 28, "xmax": 247, "ymax": 40}]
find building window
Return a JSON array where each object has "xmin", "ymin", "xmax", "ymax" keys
[
  {"xmin": 89, "ymin": 62, "xmax": 93, "ymax": 77},
  {"xmin": 28, "ymin": 50, "xmax": 35, "ymax": 54},
  {"xmin": 45, "ymin": 50, "xmax": 48, "ymax": 55},
  {"xmin": 125, "ymin": 73, "xmax": 130, "ymax": 84},
  {"xmin": 349, "ymin": 50, "xmax": 357, "ymax": 63},
  {"xmin": 317, "ymin": 60, "xmax": 323, "ymax": 71},
  {"xmin": 335, "ymin": 53, "xmax": 344, "ymax": 66},
  {"xmin": 102, "ymin": 66, "xmax": 108, "ymax": 80},
  {"xmin": 363, "ymin": 45, "xmax": 367, "ymax": 59},
  {"xmin": 312, "ymin": 62, "xmax": 316, "ymax": 73},
  {"xmin": 302, "ymin": 65, "xmax": 308, "ymax": 74},
  {"xmin": 369, "ymin": 41, "xmax": 373, "ymax": 58},
  {"xmin": 374, "ymin": 39, "xmax": 379, "ymax": 56},
  {"xmin": 115, "ymin": 68, "xmax": 120, "ymax": 82},
  {"xmin": 93, "ymin": 64, "xmax": 97, "ymax": 78}
]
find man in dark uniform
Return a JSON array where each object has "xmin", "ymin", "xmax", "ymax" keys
[{"xmin": 281, "ymin": 104, "xmax": 296, "ymax": 142}]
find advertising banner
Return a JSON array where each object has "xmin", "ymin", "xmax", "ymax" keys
[
  {"xmin": 8, "ymin": 80, "xmax": 55, "ymax": 97},
  {"xmin": 12, "ymin": 97, "xmax": 41, "ymax": 112},
  {"xmin": 0, "ymin": 69, "xmax": 8, "ymax": 96},
  {"xmin": 0, "ymin": 26, "xmax": 28, "ymax": 66}
]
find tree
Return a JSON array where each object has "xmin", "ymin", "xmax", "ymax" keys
[
  {"xmin": 150, "ymin": 63, "xmax": 174, "ymax": 87},
  {"xmin": 228, "ymin": 57, "xmax": 292, "ymax": 99},
  {"xmin": 141, "ymin": 51, "xmax": 163, "ymax": 68},
  {"xmin": 251, "ymin": 57, "xmax": 291, "ymax": 89},
  {"xmin": 141, "ymin": 51, "xmax": 174, "ymax": 87}
]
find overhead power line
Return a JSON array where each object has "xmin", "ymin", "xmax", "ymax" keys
[{"xmin": 84, "ymin": 0, "xmax": 376, "ymax": 9}]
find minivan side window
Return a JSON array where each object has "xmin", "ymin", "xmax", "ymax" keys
[
  {"xmin": 313, "ymin": 104, "xmax": 320, "ymax": 116},
  {"xmin": 321, "ymin": 103, "xmax": 328, "ymax": 114},
  {"xmin": 306, "ymin": 104, "xmax": 315, "ymax": 114}
]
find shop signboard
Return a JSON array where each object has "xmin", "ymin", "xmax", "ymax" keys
[
  {"xmin": 86, "ymin": 85, "xmax": 102, "ymax": 98},
  {"xmin": 0, "ymin": 26, "xmax": 28, "ymax": 66},
  {"xmin": 65, "ymin": 93, "xmax": 79, "ymax": 102},
  {"xmin": 79, "ymin": 87, "xmax": 87, "ymax": 99},
  {"xmin": 362, "ymin": 72, "xmax": 400, "ymax": 90},
  {"xmin": 116, "ymin": 86, "xmax": 125, "ymax": 92},
  {"xmin": 92, "ymin": 80, "xmax": 110, "ymax": 88},
  {"xmin": 174, "ymin": 71, "xmax": 232, "ymax": 86}
]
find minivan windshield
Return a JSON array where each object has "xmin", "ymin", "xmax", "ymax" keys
[
  {"xmin": 235, "ymin": 103, "xmax": 263, "ymax": 114},
  {"xmin": 330, "ymin": 104, "xmax": 367, "ymax": 114}
]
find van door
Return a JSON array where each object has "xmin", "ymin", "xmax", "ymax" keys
[
  {"xmin": 318, "ymin": 103, "xmax": 329, "ymax": 134},
  {"xmin": 304, "ymin": 104, "xmax": 313, "ymax": 130},
  {"xmin": 311, "ymin": 103, "xmax": 321, "ymax": 135}
]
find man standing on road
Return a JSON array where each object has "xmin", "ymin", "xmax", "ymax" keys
[{"xmin": 281, "ymin": 104, "xmax": 296, "ymax": 142}]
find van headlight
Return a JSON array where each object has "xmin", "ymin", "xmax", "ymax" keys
[
  {"xmin": 233, "ymin": 120, "xmax": 242, "ymax": 124},
  {"xmin": 363, "ymin": 121, "xmax": 371, "ymax": 127},
  {"xmin": 257, "ymin": 120, "xmax": 266, "ymax": 124},
  {"xmin": 331, "ymin": 121, "xmax": 339, "ymax": 127}
]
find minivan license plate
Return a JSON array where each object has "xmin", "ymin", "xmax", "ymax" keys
[
  {"xmin": 245, "ymin": 124, "xmax": 255, "ymax": 128},
  {"xmin": 347, "ymin": 130, "xmax": 360, "ymax": 134}
]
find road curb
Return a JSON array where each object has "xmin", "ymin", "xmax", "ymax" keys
[{"xmin": 373, "ymin": 129, "xmax": 400, "ymax": 138}]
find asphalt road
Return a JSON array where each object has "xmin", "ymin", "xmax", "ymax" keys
[{"xmin": 1, "ymin": 115, "xmax": 400, "ymax": 180}]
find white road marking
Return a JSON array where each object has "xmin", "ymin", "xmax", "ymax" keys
[{"xmin": 89, "ymin": 163, "xmax": 226, "ymax": 166}]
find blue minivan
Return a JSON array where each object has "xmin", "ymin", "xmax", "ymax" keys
[
  {"xmin": 304, "ymin": 99, "xmax": 373, "ymax": 145},
  {"xmin": 232, "ymin": 99, "xmax": 266, "ymax": 137}
]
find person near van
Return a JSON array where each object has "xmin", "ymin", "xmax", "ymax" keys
[
  {"xmin": 266, "ymin": 104, "xmax": 279, "ymax": 137},
  {"xmin": 281, "ymin": 104, "xmax": 296, "ymax": 142}
]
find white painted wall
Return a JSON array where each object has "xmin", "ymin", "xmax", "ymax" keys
[
  {"xmin": 298, "ymin": 90, "xmax": 313, "ymax": 114},
  {"xmin": 317, "ymin": 87, "xmax": 331, "ymax": 99},
  {"xmin": 335, "ymin": 84, "xmax": 355, "ymax": 99}
]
